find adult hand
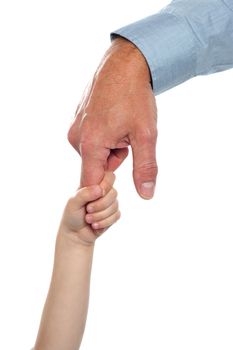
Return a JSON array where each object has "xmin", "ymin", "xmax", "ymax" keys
[{"xmin": 68, "ymin": 37, "xmax": 158, "ymax": 199}]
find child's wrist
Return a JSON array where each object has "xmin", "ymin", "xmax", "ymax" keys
[{"xmin": 56, "ymin": 230, "xmax": 95, "ymax": 252}]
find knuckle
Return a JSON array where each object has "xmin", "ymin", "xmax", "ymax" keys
[
  {"xmin": 95, "ymin": 228, "xmax": 105, "ymax": 236},
  {"xmin": 79, "ymin": 141, "xmax": 92, "ymax": 157},
  {"xmin": 67, "ymin": 112, "xmax": 81, "ymax": 133},
  {"xmin": 139, "ymin": 128, "xmax": 156, "ymax": 143},
  {"xmin": 66, "ymin": 198, "xmax": 72, "ymax": 207},
  {"xmin": 115, "ymin": 199, "xmax": 119, "ymax": 209},
  {"xmin": 135, "ymin": 161, "xmax": 158, "ymax": 175},
  {"xmin": 67, "ymin": 124, "xmax": 76, "ymax": 147},
  {"xmin": 66, "ymin": 197, "xmax": 75, "ymax": 209},
  {"xmin": 133, "ymin": 161, "xmax": 158, "ymax": 184},
  {"xmin": 67, "ymin": 112, "xmax": 93, "ymax": 153},
  {"xmin": 112, "ymin": 188, "xmax": 118, "ymax": 197}
]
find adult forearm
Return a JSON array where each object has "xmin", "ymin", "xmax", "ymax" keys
[{"xmin": 34, "ymin": 234, "xmax": 95, "ymax": 350}]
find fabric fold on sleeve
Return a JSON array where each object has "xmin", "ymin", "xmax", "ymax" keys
[{"xmin": 111, "ymin": 0, "xmax": 233, "ymax": 95}]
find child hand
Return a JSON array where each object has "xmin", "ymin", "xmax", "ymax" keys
[{"xmin": 58, "ymin": 172, "xmax": 120, "ymax": 246}]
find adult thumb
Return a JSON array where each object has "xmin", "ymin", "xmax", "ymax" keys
[{"xmin": 131, "ymin": 134, "xmax": 158, "ymax": 199}]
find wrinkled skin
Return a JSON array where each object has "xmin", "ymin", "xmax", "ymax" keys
[{"xmin": 68, "ymin": 37, "xmax": 158, "ymax": 199}]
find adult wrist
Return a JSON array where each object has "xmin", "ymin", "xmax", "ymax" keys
[{"xmin": 97, "ymin": 36, "xmax": 152, "ymax": 87}]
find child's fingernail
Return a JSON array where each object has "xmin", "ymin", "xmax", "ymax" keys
[
  {"xmin": 87, "ymin": 206, "xmax": 94, "ymax": 213},
  {"xmin": 94, "ymin": 185, "xmax": 102, "ymax": 195},
  {"xmin": 86, "ymin": 215, "xmax": 92, "ymax": 223},
  {"xmin": 92, "ymin": 223, "xmax": 99, "ymax": 229}
]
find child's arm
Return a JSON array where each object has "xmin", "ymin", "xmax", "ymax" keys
[{"xmin": 33, "ymin": 172, "xmax": 119, "ymax": 350}]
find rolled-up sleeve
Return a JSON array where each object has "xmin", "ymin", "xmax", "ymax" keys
[{"xmin": 110, "ymin": 0, "xmax": 233, "ymax": 95}]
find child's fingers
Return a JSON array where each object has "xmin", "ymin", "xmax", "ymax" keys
[
  {"xmin": 91, "ymin": 210, "xmax": 121, "ymax": 230},
  {"xmin": 70, "ymin": 185, "xmax": 103, "ymax": 209},
  {"xmin": 85, "ymin": 200, "xmax": 118, "ymax": 224},
  {"xmin": 86, "ymin": 188, "xmax": 117, "ymax": 213},
  {"xmin": 99, "ymin": 172, "xmax": 116, "ymax": 196}
]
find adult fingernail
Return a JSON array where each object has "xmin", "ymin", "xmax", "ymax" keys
[{"xmin": 141, "ymin": 182, "xmax": 155, "ymax": 199}]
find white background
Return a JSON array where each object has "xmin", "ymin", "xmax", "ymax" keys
[{"xmin": 0, "ymin": 0, "xmax": 233, "ymax": 349}]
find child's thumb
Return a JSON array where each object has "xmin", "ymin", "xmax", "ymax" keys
[{"xmin": 75, "ymin": 185, "xmax": 103, "ymax": 209}]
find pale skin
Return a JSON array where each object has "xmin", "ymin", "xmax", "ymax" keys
[
  {"xmin": 68, "ymin": 37, "xmax": 158, "ymax": 199},
  {"xmin": 33, "ymin": 172, "xmax": 120, "ymax": 350}
]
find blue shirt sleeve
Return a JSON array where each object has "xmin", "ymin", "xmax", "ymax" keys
[{"xmin": 110, "ymin": 0, "xmax": 233, "ymax": 95}]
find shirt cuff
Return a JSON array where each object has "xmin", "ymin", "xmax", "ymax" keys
[{"xmin": 110, "ymin": 10, "xmax": 197, "ymax": 95}]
